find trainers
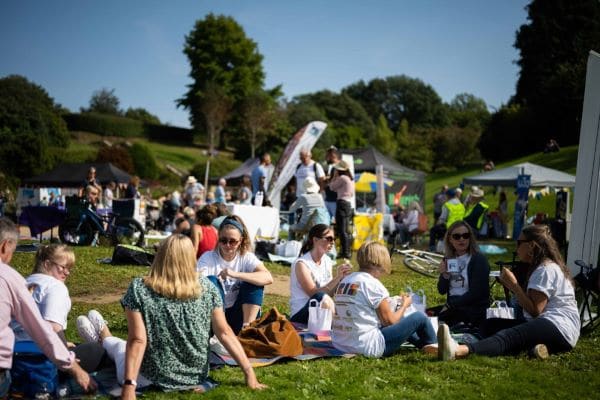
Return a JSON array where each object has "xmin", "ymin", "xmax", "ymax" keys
[
  {"xmin": 437, "ymin": 323, "xmax": 458, "ymax": 361},
  {"xmin": 532, "ymin": 344, "xmax": 549, "ymax": 360},
  {"xmin": 77, "ymin": 316, "xmax": 99, "ymax": 343},
  {"xmin": 87, "ymin": 309, "xmax": 107, "ymax": 336}
]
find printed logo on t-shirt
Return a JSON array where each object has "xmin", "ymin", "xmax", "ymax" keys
[{"xmin": 336, "ymin": 282, "xmax": 359, "ymax": 296}]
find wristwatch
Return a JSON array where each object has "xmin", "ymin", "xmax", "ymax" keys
[{"xmin": 123, "ymin": 379, "xmax": 137, "ymax": 387}]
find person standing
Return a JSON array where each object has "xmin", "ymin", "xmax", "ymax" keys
[
  {"xmin": 0, "ymin": 218, "xmax": 96, "ymax": 396},
  {"xmin": 251, "ymin": 153, "xmax": 273, "ymax": 196},
  {"xmin": 329, "ymin": 160, "xmax": 355, "ymax": 259},
  {"xmin": 215, "ymin": 178, "xmax": 227, "ymax": 204},
  {"xmin": 294, "ymin": 148, "xmax": 325, "ymax": 196},
  {"xmin": 429, "ymin": 189, "xmax": 465, "ymax": 252},
  {"xmin": 433, "ymin": 185, "xmax": 448, "ymax": 223},
  {"xmin": 103, "ymin": 181, "xmax": 116, "ymax": 208},
  {"xmin": 323, "ymin": 146, "xmax": 340, "ymax": 220}
]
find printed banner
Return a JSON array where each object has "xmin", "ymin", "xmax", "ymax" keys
[
  {"xmin": 352, "ymin": 212, "xmax": 384, "ymax": 250},
  {"xmin": 267, "ymin": 121, "xmax": 327, "ymax": 209},
  {"xmin": 513, "ymin": 174, "xmax": 531, "ymax": 239}
]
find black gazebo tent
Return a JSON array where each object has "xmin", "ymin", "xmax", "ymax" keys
[{"xmin": 23, "ymin": 162, "xmax": 132, "ymax": 187}]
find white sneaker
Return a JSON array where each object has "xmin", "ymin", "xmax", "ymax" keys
[
  {"xmin": 88, "ymin": 309, "xmax": 107, "ymax": 336},
  {"xmin": 77, "ymin": 316, "xmax": 99, "ymax": 343},
  {"xmin": 437, "ymin": 323, "xmax": 458, "ymax": 361}
]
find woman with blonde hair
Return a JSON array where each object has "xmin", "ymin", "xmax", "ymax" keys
[
  {"xmin": 197, "ymin": 215, "xmax": 273, "ymax": 333},
  {"xmin": 439, "ymin": 224, "xmax": 579, "ymax": 360},
  {"xmin": 77, "ymin": 235, "xmax": 266, "ymax": 396},
  {"xmin": 332, "ymin": 242, "xmax": 437, "ymax": 358}
]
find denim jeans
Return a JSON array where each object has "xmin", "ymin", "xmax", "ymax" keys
[
  {"xmin": 207, "ymin": 276, "xmax": 264, "ymax": 334},
  {"xmin": 381, "ymin": 312, "xmax": 437, "ymax": 356},
  {"xmin": 335, "ymin": 200, "xmax": 352, "ymax": 259},
  {"xmin": 290, "ymin": 292, "xmax": 327, "ymax": 325},
  {"xmin": 0, "ymin": 369, "xmax": 10, "ymax": 398}
]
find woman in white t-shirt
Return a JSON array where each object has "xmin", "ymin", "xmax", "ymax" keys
[
  {"xmin": 197, "ymin": 215, "xmax": 273, "ymax": 333},
  {"xmin": 439, "ymin": 224, "xmax": 580, "ymax": 360},
  {"xmin": 332, "ymin": 242, "xmax": 437, "ymax": 358},
  {"xmin": 289, "ymin": 224, "xmax": 352, "ymax": 324}
]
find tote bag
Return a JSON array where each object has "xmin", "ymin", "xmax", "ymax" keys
[
  {"xmin": 307, "ymin": 299, "xmax": 333, "ymax": 334},
  {"xmin": 486, "ymin": 300, "xmax": 515, "ymax": 319}
]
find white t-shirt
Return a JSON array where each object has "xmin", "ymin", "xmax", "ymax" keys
[
  {"xmin": 525, "ymin": 262, "xmax": 580, "ymax": 347},
  {"xmin": 295, "ymin": 161, "xmax": 325, "ymax": 195},
  {"xmin": 332, "ymin": 272, "xmax": 387, "ymax": 358},
  {"xmin": 196, "ymin": 250, "xmax": 261, "ymax": 309},
  {"xmin": 12, "ymin": 273, "xmax": 71, "ymax": 341},
  {"xmin": 448, "ymin": 253, "xmax": 471, "ymax": 297},
  {"xmin": 289, "ymin": 251, "xmax": 334, "ymax": 316},
  {"xmin": 103, "ymin": 187, "xmax": 114, "ymax": 208}
]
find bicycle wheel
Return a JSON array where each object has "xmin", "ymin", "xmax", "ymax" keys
[
  {"xmin": 59, "ymin": 219, "xmax": 95, "ymax": 246},
  {"xmin": 112, "ymin": 217, "xmax": 145, "ymax": 247},
  {"xmin": 403, "ymin": 255, "xmax": 439, "ymax": 278}
]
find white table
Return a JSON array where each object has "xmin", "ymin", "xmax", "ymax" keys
[{"xmin": 227, "ymin": 204, "xmax": 280, "ymax": 244}]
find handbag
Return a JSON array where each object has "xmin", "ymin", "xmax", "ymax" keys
[
  {"xmin": 486, "ymin": 300, "xmax": 515, "ymax": 319},
  {"xmin": 406, "ymin": 286, "xmax": 427, "ymax": 315},
  {"xmin": 307, "ymin": 299, "xmax": 333, "ymax": 334},
  {"xmin": 237, "ymin": 307, "xmax": 303, "ymax": 358}
]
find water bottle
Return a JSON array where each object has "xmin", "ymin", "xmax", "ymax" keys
[
  {"xmin": 56, "ymin": 383, "xmax": 70, "ymax": 398},
  {"xmin": 254, "ymin": 191, "xmax": 264, "ymax": 206}
]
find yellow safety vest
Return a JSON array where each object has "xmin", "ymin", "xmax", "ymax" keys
[
  {"xmin": 464, "ymin": 201, "xmax": 489, "ymax": 230},
  {"xmin": 444, "ymin": 201, "xmax": 466, "ymax": 228}
]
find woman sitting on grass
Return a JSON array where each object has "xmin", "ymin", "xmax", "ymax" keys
[
  {"xmin": 438, "ymin": 224, "xmax": 580, "ymax": 360},
  {"xmin": 197, "ymin": 215, "xmax": 273, "ymax": 334},
  {"xmin": 191, "ymin": 204, "xmax": 218, "ymax": 259},
  {"xmin": 429, "ymin": 221, "xmax": 490, "ymax": 329},
  {"xmin": 77, "ymin": 235, "xmax": 266, "ymax": 397},
  {"xmin": 332, "ymin": 241, "xmax": 437, "ymax": 358},
  {"xmin": 289, "ymin": 224, "xmax": 351, "ymax": 324}
]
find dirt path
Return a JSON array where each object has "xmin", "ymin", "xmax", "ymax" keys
[{"xmin": 265, "ymin": 274, "xmax": 290, "ymax": 297}]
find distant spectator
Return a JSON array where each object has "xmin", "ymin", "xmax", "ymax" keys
[
  {"xmin": 184, "ymin": 176, "xmax": 204, "ymax": 207},
  {"xmin": 103, "ymin": 181, "xmax": 116, "ymax": 208},
  {"xmin": 544, "ymin": 138, "xmax": 560, "ymax": 153},
  {"xmin": 192, "ymin": 204, "xmax": 218, "ymax": 259},
  {"xmin": 237, "ymin": 175, "xmax": 252, "ymax": 205},
  {"xmin": 85, "ymin": 185, "xmax": 100, "ymax": 210},
  {"xmin": 433, "ymin": 185, "xmax": 448, "ymax": 223},
  {"xmin": 323, "ymin": 146, "xmax": 341, "ymax": 219},
  {"xmin": 80, "ymin": 166, "xmax": 102, "ymax": 198},
  {"xmin": 251, "ymin": 153, "xmax": 273, "ymax": 195},
  {"xmin": 483, "ymin": 160, "xmax": 495, "ymax": 171},
  {"xmin": 39, "ymin": 196, "xmax": 49, "ymax": 206},
  {"xmin": 215, "ymin": 178, "xmax": 226, "ymax": 204},
  {"xmin": 295, "ymin": 148, "xmax": 325, "ymax": 195},
  {"xmin": 124, "ymin": 176, "xmax": 140, "ymax": 199}
]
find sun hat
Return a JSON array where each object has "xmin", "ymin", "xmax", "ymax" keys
[
  {"xmin": 303, "ymin": 177, "xmax": 320, "ymax": 194},
  {"xmin": 471, "ymin": 187, "xmax": 485, "ymax": 198},
  {"xmin": 334, "ymin": 160, "xmax": 350, "ymax": 171},
  {"xmin": 186, "ymin": 176, "xmax": 197, "ymax": 185}
]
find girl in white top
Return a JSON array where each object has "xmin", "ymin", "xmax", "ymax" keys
[
  {"xmin": 197, "ymin": 215, "xmax": 273, "ymax": 333},
  {"xmin": 438, "ymin": 224, "xmax": 580, "ymax": 360},
  {"xmin": 332, "ymin": 242, "xmax": 437, "ymax": 358},
  {"xmin": 289, "ymin": 224, "xmax": 352, "ymax": 324}
]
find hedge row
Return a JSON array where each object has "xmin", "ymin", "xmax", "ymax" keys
[{"xmin": 63, "ymin": 113, "xmax": 194, "ymax": 143}]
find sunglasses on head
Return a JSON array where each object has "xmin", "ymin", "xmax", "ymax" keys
[
  {"xmin": 451, "ymin": 232, "xmax": 470, "ymax": 240},
  {"xmin": 319, "ymin": 236, "xmax": 335, "ymax": 243},
  {"xmin": 219, "ymin": 238, "xmax": 240, "ymax": 245}
]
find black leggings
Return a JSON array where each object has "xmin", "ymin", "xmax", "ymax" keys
[{"xmin": 468, "ymin": 318, "xmax": 572, "ymax": 356}]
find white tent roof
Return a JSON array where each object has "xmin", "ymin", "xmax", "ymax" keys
[{"xmin": 463, "ymin": 162, "xmax": 576, "ymax": 188}]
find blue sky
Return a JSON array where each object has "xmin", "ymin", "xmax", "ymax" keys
[{"xmin": 0, "ymin": 0, "xmax": 529, "ymax": 128}]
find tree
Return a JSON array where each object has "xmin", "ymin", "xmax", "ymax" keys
[
  {"xmin": 178, "ymin": 14, "xmax": 265, "ymax": 132},
  {"xmin": 83, "ymin": 88, "xmax": 121, "ymax": 115},
  {"xmin": 198, "ymin": 82, "xmax": 232, "ymax": 156},
  {"xmin": 373, "ymin": 114, "xmax": 397, "ymax": 157},
  {"xmin": 512, "ymin": 0, "xmax": 600, "ymax": 148},
  {"xmin": 124, "ymin": 107, "xmax": 161, "ymax": 125},
  {"xmin": 395, "ymin": 119, "xmax": 433, "ymax": 172},
  {"xmin": 240, "ymin": 89, "xmax": 276, "ymax": 158},
  {"xmin": 447, "ymin": 93, "xmax": 490, "ymax": 131},
  {"xmin": 0, "ymin": 75, "xmax": 69, "ymax": 179}
]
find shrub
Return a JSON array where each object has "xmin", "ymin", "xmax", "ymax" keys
[
  {"xmin": 63, "ymin": 113, "xmax": 144, "ymax": 137},
  {"xmin": 143, "ymin": 123, "xmax": 195, "ymax": 144},
  {"xmin": 129, "ymin": 143, "xmax": 159, "ymax": 179},
  {"xmin": 96, "ymin": 145, "xmax": 134, "ymax": 173}
]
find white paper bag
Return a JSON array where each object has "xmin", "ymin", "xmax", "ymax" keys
[
  {"xmin": 406, "ymin": 287, "xmax": 427, "ymax": 315},
  {"xmin": 307, "ymin": 299, "xmax": 332, "ymax": 334},
  {"xmin": 284, "ymin": 240, "xmax": 303, "ymax": 257},
  {"xmin": 486, "ymin": 300, "xmax": 515, "ymax": 319}
]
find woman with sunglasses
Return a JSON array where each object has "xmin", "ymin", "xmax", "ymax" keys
[
  {"xmin": 438, "ymin": 224, "xmax": 580, "ymax": 360},
  {"xmin": 431, "ymin": 221, "xmax": 490, "ymax": 329},
  {"xmin": 289, "ymin": 224, "xmax": 352, "ymax": 324},
  {"xmin": 197, "ymin": 215, "xmax": 273, "ymax": 333}
]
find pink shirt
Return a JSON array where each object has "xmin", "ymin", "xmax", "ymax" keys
[
  {"xmin": 0, "ymin": 261, "xmax": 74, "ymax": 370},
  {"xmin": 329, "ymin": 175, "xmax": 354, "ymax": 202}
]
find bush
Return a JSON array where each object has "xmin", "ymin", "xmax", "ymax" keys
[
  {"xmin": 129, "ymin": 143, "xmax": 159, "ymax": 179},
  {"xmin": 96, "ymin": 145, "xmax": 134, "ymax": 173},
  {"xmin": 63, "ymin": 113, "xmax": 144, "ymax": 137},
  {"xmin": 143, "ymin": 123, "xmax": 195, "ymax": 144}
]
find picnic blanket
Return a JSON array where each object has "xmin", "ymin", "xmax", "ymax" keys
[{"xmin": 213, "ymin": 330, "xmax": 355, "ymax": 368}]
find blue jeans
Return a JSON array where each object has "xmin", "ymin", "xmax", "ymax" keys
[
  {"xmin": 0, "ymin": 369, "xmax": 10, "ymax": 398},
  {"xmin": 381, "ymin": 313, "xmax": 437, "ymax": 356},
  {"xmin": 207, "ymin": 276, "xmax": 264, "ymax": 334},
  {"xmin": 290, "ymin": 292, "xmax": 327, "ymax": 325}
]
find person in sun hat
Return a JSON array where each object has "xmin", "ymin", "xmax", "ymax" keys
[
  {"xmin": 288, "ymin": 177, "xmax": 329, "ymax": 239},
  {"xmin": 329, "ymin": 159, "xmax": 355, "ymax": 259},
  {"xmin": 429, "ymin": 189, "xmax": 466, "ymax": 252},
  {"xmin": 463, "ymin": 187, "xmax": 489, "ymax": 235},
  {"xmin": 184, "ymin": 176, "xmax": 204, "ymax": 208}
]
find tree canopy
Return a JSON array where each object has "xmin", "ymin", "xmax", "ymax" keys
[
  {"xmin": 0, "ymin": 75, "xmax": 69, "ymax": 179},
  {"xmin": 83, "ymin": 88, "xmax": 122, "ymax": 115}
]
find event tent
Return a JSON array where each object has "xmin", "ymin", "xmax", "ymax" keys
[
  {"xmin": 341, "ymin": 147, "xmax": 426, "ymax": 206},
  {"xmin": 462, "ymin": 162, "xmax": 576, "ymax": 188},
  {"xmin": 23, "ymin": 162, "xmax": 132, "ymax": 188},
  {"xmin": 219, "ymin": 157, "xmax": 260, "ymax": 186}
]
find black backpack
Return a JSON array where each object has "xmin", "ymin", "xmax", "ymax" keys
[{"xmin": 112, "ymin": 244, "xmax": 155, "ymax": 266}]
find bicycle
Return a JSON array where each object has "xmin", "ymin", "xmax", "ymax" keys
[
  {"xmin": 395, "ymin": 248, "xmax": 444, "ymax": 278},
  {"xmin": 573, "ymin": 259, "xmax": 600, "ymax": 332},
  {"xmin": 59, "ymin": 200, "xmax": 145, "ymax": 247}
]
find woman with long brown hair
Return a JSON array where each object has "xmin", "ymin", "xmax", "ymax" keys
[{"xmin": 438, "ymin": 224, "xmax": 580, "ymax": 360}]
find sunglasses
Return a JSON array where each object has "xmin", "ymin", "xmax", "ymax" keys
[
  {"xmin": 319, "ymin": 236, "xmax": 335, "ymax": 243},
  {"xmin": 516, "ymin": 239, "xmax": 531, "ymax": 247},
  {"xmin": 51, "ymin": 261, "xmax": 71, "ymax": 273},
  {"xmin": 451, "ymin": 232, "xmax": 470, "ymax": 240},
  {"xmin": 219, "ymin": 238, "xmax": 240, "ymax": 246}
]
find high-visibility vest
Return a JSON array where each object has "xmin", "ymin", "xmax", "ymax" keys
[
  {"xmin": 444, "ymin": 201, "xmax": 466, "ymax": 228},
  {"xmin": 464, "ymin": 201, "xmax": 489, "ymax": 230}
]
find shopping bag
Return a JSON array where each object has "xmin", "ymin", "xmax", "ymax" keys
[
  {"xmin": 307, "ymin": 299, "xmax": 333, "ymax": 334},
  {"xmin": 486, "ymin": 300, "xmax": 515, "ymax": 319},
  {"xmin": 406, "ymin": 286, "xmax": 427, "ymax": 314}
]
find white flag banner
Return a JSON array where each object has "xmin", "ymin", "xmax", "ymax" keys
[{"xmin": 267, "ymin": 121, "xmax": 327, "ymax": 209}]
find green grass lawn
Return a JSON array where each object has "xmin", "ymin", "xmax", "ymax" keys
[{"xmin": 9, "ymin": 240, "xmax": 600, "ymax": 400}]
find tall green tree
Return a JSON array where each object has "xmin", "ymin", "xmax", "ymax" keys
[
  {"xmin": 373, "ymin": 114, "xmax": 397, "ymax": 157},
  {"xmin": 240, "ymin": 89, "xmax": 276, "ymax": 158},
  {"xmin": 447, "ymin": 93, "xmax": 490, "ymax": 131},
  {"xmin": 178, "ymin": 14, "xmax": 265, "ymax": 134},
  {"xmin": 395, "ymin": 119, "xmax": 433, "ymax": 172},
  {"xmin": 198, "ymin": 82, "xmax": 232, "ymax": 156},
  {"xmin": 83, "ymin": 88, "xmax": 122, "ymax": 115},
  {"xmin": 0, "ymin": 75, "xmax": 69, "ymax": 179},
  {"xmin": 513, "ymin": 0, "xmax": 600, "ymax": 147}
]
